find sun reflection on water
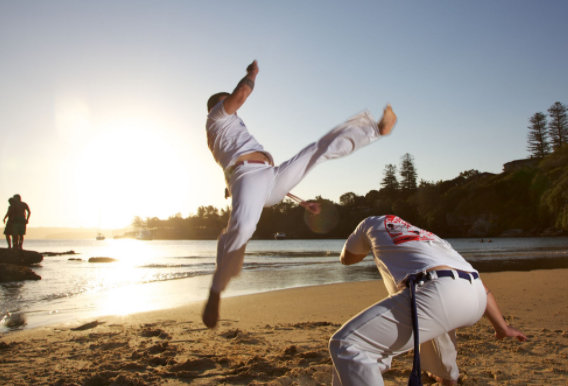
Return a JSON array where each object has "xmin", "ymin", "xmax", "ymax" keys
[{"xmin": 82, "ymin": 239, "xmax": 166, "ymax": 316}]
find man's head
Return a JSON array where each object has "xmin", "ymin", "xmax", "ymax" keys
[
  {"xmin": 207, "ymin": 92, "xmax": 230, "ymax": 112},
  {"xmin": 13, "ymin": 194, "xmax": 21, "ymax": 202}
]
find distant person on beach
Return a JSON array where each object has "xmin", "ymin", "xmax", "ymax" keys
[
  {"xmin": 202, "ymin": 60, "xmax": 397, "ymax": 328},
  {"xmin": 329, "ymin": 215, "xmax": 526, "ymax": 385},
  {"xmin": 7, "ymin": 194, "xmax": 31, "ymax": 250},
  {"xmin": 3, "ymin": 197, "xmax": 15, "ymax": 248}
]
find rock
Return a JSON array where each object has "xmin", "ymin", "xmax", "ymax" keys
[
  {"xmin": 1, "ymin": 313, "xmax": 26, "ymax": 329},
  {"xmin": 41, "ymin": 250, "xmax": 77, "ymax": 257},
  {"xmin": 70, "ymin": 320, "xmax": 105, "ymax": 331},
  {"xmin": 88, "ymin": 257, "xmax": 117, "ymax": 263},
  {"xmin": 0, "ymin": 248, "xmax": 43, "ymax": 265},
  {"xmin": 0, "ymin": 263, "xmax": 41, "ymax": 282}
]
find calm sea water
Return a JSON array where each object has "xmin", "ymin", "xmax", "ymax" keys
[{"xmin": 1, "ymin": 237, "xmax": 568, "ymax": 332}]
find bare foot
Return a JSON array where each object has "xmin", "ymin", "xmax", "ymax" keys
[
  {"xmin": 202, "ymin": 290, "xmax": 221, "ymax": 329},
  {"xmin": 378, "ymin": 104, "xmax": 397, "ymax": 136}
]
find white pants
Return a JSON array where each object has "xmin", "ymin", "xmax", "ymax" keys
[
  {"xmin": 329, "ymin": 275, "xmax": 487, "ymax": 385},
  {"xmin": 211, "ymin": 111, "xmax": 381, "ymax": 293}
]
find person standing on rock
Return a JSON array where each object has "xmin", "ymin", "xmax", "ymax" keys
[
  {"xmin": 9, "ymin": 194, "xmax": 31, "ymax": 250},
  {"xmin": 3, "ymin": 197, "xmax": 15, "ymax": 249}
]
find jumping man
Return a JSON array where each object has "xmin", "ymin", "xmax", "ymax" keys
[{"xmin": 203, "ymin": 60, "xmax": 397, "ymax": 328}]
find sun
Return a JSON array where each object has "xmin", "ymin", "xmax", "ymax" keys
[{"xmin": 71, "ymin": 117, "xmax": 189, "ymax": 229}]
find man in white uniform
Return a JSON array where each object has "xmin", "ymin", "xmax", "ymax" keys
[
  {"xmin": 202, "ymin": 60, "xmax": 397, "ymax": 328},
  {"xmin": 329, "ymin": 215, "xmax": 527, "ymax": 385}
]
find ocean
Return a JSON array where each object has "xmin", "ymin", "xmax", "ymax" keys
[{"xmin": 2, "ymin": 237, "xmax": 568, "ymax": 333}]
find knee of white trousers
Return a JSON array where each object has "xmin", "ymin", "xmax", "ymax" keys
[
  {"xmin": 329, "ymin": 337, "xmax": 387, "ymax": 386},
  {"xmin": 210, "ymin": 223, "xmax": 257, "ymax": 293},
  {"xmin": 221, "ymin": 219, "xmax": 258, "ymax": 256}
]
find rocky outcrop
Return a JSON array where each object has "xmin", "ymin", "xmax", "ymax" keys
[
  {"xmin": 0, "ymin": 263, "xmax": 41, "ymax": 282},
  {"xmin": 41, "ymin": 250, "xmax": 77, "ymax": 257},
  {"xmin": 0, "ymin": 248, "xmax": 43, "ymax": 282},
  {"xmin": 88, "ymin": 257, "xmax": 117, "ymax": 263},
  {"xmin": 0, "ymin": 248, "xmax": 43, "ymax": 265}
]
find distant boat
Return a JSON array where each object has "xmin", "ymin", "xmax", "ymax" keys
[
  {"xmin": 273, "ymin": 232, "xmax": 286, "ymax": 240},
  {"xmin": 96, "ymin": 233, "xmax": 105, "ymax": 241}
]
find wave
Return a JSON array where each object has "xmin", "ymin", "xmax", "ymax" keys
[
  {"xmin": 246, "ymin": 250, "xmax": 339, "ymax": 258},
  {"xmin": 171, "ymin": 251, "xmax": 339, "ymax": 259},
  {"xmin": 462, "ymin": 248, "xmax": 568, "ymax": 262}
]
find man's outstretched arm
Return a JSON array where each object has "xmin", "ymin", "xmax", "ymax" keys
[
  {"xmin": 223, "ymin": 60, "xmax": 258, "ymax": 115},
  {"xmin": 483, "ymin": 283, "xmax": 527, "ymax": 342}
]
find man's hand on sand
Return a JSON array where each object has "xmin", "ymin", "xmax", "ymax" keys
[
  {"xmin": 378, "ymin": 104, "xmax": 397, "ymax": 136},
  {"xmin": 495, "ymin": 324, "xmax": 527, "ymax": 342}
]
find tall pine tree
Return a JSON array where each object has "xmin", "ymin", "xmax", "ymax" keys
[
  {"xmin": 381, "ymin": 164, "xmax": 399, "ymax": 192},
  {"xmin": 400, "ymin": 153, "xmax": 418, "ymax": 190},
  {"xmin": 547, "ymin": 101, "xmax": 568, "ymax": 152},
  {"xmin": 527, "ymin": 112, "xmax": 550, "ymax": 158}
]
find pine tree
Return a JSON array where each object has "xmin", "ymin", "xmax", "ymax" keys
[
  {"xmin": 527, "ymin": 112, "xmax": 550, "ymax": 158},
  {"xmin": 381, "ymin": 164, "xmax": 399, "ymax": 191},
  {"xmin": 547, "ymin": 101, "xmax": 568, "ymax": 152},
  {"xmin": 400, "ymin": 153, "xmax": 418, "ymax": 190}
]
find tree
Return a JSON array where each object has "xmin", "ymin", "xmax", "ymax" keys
[
  {"xmin": 400, "ymin": 153, "xmax": 418, "ymax": 190},
  {"xmin": 381, "ymin": 164, "xmax": 399, "ymax": 191},
  {"xmin": 547, "ymin": 101, "xmax": 568, "ymax": 152},
  {"xmin": 339, "ymin": 192, "xmax": 359, "ymax": 206},
  {"xmin": 527, "ymin": 112, "xmax": 550, "ymax": 158}
]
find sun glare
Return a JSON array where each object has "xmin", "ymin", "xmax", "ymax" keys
[{"xmin": 70, "ymin": 116, "xmax": 186, "ymax": 229}]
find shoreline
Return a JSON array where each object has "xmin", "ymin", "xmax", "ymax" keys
[{"xmin": 1, "ymin": 268, "xmax": 567, "ymax": 385}]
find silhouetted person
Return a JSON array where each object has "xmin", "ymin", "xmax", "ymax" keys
[
  {"xmin": 3, "ymin": 197, "xmax": 15, "ymax": 249},
  {"xmin": 9, "ymin": 194, "xmax": 31, "ymax": 250}
]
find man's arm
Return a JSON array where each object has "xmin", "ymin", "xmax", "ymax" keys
[
  {"xmin": 340, "ymin": 249, "xmax": 367, "ymax": 265},
  {"xmin": 25, "ymin": 204, "xmax": 30, "ymax": 223},
  {"xmin": 483, "ymin": 283, "xmax": 527, "ymax": 341},
  {"xmin": 223, "ymin": 60, "xmax": 259, "ymax": 115}
]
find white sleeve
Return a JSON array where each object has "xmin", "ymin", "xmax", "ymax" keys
[
  {"xmin": 342, "ymin": 218, "xmax": 372, "ymax": 257},
  {"xmin": 207, "ymin": 101, "xmax": 229, "ymax": 121}
]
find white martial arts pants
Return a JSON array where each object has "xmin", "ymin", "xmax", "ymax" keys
[
  {"xmin": 329, "ymin": 275, "xmax": 487, "ymax": 385},
  {"xmin": 211, "ymin": 111, "xmax": 381, "ymax": 293}
]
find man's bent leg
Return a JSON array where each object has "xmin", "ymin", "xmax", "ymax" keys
[
  {"xmin": 420, "ymin": 332, "xmax": 459, "ymax": 384},
  {"xmin": 329, "ymin": 293, "xmax": 412, "ymax": 386},
  {"xmin": 267, "ymin": 110, "xmax": 393, "ymax": 205},
  {"xmin": 202, "ymin": 165, "xmax": 274, "ymax": 328}
]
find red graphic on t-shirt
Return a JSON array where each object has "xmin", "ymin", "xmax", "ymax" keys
[{"xmin": 383, "ymin": 215, "xmax": 435, "ymax": 244}]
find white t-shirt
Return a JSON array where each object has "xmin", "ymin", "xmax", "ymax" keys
[
  {"xmin": 342, "ymin": 215, "xmax": 476, "ymax": 293},
  {"xmin": 206, "ymin": 101, "xmax": 273, "ymax": 170}
]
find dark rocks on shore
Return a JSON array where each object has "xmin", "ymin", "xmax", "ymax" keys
[
  {"xmin": 88, "ymin": 257, "xmax": 117, "ymax": 263},
  {"xmin": 0, "ymin": 263, "xmax": 41, "ymax": 282},
  {"xmin": 41, "ymin": 250, "xmax": 77, "ymax": 257},
  {"xmin": 1, "ymin": 312, "xmax": 27, "ymax": 329},
  {"xmin": 0, "ymin": 248, "xmax": 43, "ymax": 283},
  {"xmin": 0, "ymin": 248, "xmax": 43, "ymax": 265}
]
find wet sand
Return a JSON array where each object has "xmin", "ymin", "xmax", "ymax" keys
[{"xmin": 1, "ymin": 269, "xmax": 567, "ymax": 385}]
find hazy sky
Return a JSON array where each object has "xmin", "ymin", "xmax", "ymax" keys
[{"xmin": 1, "ymin": 1, "xmax": 567, "ymax": 228}]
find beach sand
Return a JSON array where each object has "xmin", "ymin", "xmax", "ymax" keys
[{"xmin": 1, "ymin": 269, "xmax": 567, "ymax": 385}]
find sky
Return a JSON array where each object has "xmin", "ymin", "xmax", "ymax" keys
[{"xmin": 1, "ymin": 0, "xmax": 567, "ymax": 229}]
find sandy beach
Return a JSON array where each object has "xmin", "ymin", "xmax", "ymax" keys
[{"xmin": 1, "ymin": 269, "xmax": 567, "ymax": 385}]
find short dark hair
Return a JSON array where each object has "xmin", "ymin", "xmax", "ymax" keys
[{"xmin": 207, "ymin": 92, "xmax": 230, "ymax": 112}]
